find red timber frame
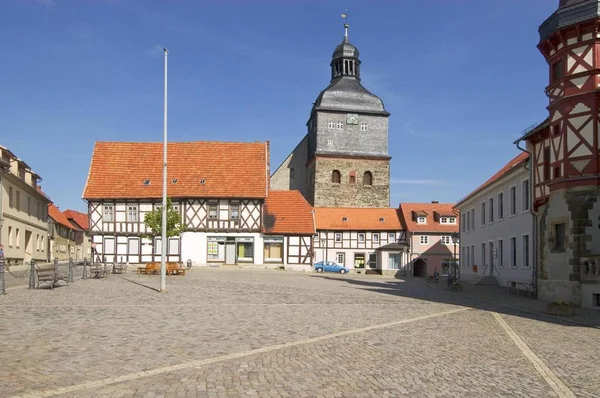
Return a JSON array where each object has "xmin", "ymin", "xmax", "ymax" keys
[{"xmin": 531, "ymin": 20, "xmax": 600, "ymax": 210}]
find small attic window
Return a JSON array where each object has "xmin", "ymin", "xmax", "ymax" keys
[
  {"xmin": 171, "ymin": 179, "xmax": 178, "ymax": 184},
  {"xmin": 200, "ymin": 179, "xmax": 206, "ymax": 185},
  {"xmin": 342, "ymin": 217, "xmax": 348, "ymax": 222},
  {"xmin": 379, "ymin": 217, "xmax": 384, "ymax": 222},
  {"xmin": 143, "ymin": 179, "xmax": 150, "ymax": 185}
]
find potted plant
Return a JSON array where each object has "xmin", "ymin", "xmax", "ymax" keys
[{"xmin": 547, "ymin": 300, "xmax": 575, "ymax": 316}]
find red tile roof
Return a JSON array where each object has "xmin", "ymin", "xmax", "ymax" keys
[
  {"xmin": 455, "ymin": 152, "xmax": 529, "ymax": 207},
  {"xmin": 263, "ymin": 191, "xmax": 315, "ymax": 235},
  {"xmin": 314, "ymin": 207, "xmax": 402, "ymax": 231},
  {"xmin": 64, "ymin": 210, "xmax": 89, "ymax": 231},
  {"xmin": 399, "ymin": 203, "xmax": 459, "ymax": 233},
  {"xmin": 82, "ymin": 141, "xmax": 270, "ymax": 200},
  {"xmin": 48, "ymin": 203, "xmax": 76, "ymax": 230}
]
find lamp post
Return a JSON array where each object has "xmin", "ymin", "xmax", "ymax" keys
[
  {"xmin": 0, "ymin": 159, "xmax": 10, "ymax": 296},
  {"xmin": 451, "ymin": 232, "xmax": 459, "ymax": 282},
  {"xmin": 160, "ymin": 47, "xmax": 168, "ymax": 293}
]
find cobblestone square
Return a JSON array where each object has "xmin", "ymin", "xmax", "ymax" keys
[{"xmin": 1, "ymin": 269, "xmax": 599, "ymax": 397}]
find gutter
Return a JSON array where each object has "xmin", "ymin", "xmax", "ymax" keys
[{"xmin": 514, "ymin": 137, "xmax": 538, "ymax": 296}]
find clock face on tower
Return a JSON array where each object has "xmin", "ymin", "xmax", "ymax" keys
[{"xmin": 346, "ymin": 113, "xmax": 359, "ymax": 125}]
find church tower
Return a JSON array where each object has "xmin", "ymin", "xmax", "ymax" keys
[{"xmin": 306, "ymin": 21, "xmax": 391, "ymax": 207}]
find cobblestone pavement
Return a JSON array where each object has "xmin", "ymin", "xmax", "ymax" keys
[{"xmin": 1, "ymin": 269, "xmax": 598, "ymax": 397}]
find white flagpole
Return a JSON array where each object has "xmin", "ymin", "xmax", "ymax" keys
[{"xmin": 160, "ymin": 48, "xmax": 168, "ymax": 293}]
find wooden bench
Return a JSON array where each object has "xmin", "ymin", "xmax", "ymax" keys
[
  {"xmin": 90, "ymin": 263, "xmax": 108, "ymax": 278},
  {"xmin": 167, "ymin": 262, "xmax": 186, "ymax": 276},
  {"xmin": 36, "ymin": 263, "xmax": 68, "ymax": 289},
  {"xmin": 112, "ymin": 263, "xmax": 127, "ymax": 274}
]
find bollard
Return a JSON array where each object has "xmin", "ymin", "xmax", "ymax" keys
[
  {"xmin": 29, "ymin": 259, "xmax": 36, "ymax": 289},
  {"xmin": 0, "ymin": 257, "xmax": 5, "ymax": 295},
  {"xmin": 83, "ymin": 258, "xmax": 88, "ymax": 279},
  {"xmin": 68, "ymin": 257, "xmax": 74, "ymax": 282}
]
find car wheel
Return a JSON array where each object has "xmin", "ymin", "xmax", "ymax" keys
[
  {"xmin": 316, "ymin": 268, "xmax": 323, "ymax": 273},
  {"xmin": 339, "ymin": 269, "xmax": 346, "ymax": 274}
]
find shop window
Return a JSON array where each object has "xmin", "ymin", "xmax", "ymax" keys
[
  {"xmin": 237, "ymin": 241, "xmax": 254, "ymax": 261},
  {"xmin": 354, "ymin": 253, "xmax": 365, "ymax": 268},
  {"xmin": 264, "ymin": 238, "xmax": 284, "ymax": 262},
  {"xmin": 207, "ymin": 239, "xmax": 225, "ymax": 261}
]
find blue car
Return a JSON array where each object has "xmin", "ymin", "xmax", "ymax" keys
[{"xmin": 314, "ymin": 261, "xmax": 351, "ymax": 274}]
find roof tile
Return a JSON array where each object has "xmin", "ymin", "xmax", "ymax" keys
[
  {"xmin": 399, "ymin": 203, "xmax": 459, "ymax": 233},
  {"xmin": 314, "ymin": 207, "xmax": 402, "ymax": 231},
  {"xmin": 64, "ymin": 210, "xmax": 89, "ymax": 231},
  {"xmin": 82, "ymin": 141, "xmax": 269, "ymax": 199},
  {"xmin": 456, "ymin": 152, "xmax": 529, "ymax": 207},
  {"xmin": 263, "ymin": 191, "xmax": 315, "ymax": 235},
  {"xmin": 48, "ymin": 203, "xmax": 76, "ymax": 230}
]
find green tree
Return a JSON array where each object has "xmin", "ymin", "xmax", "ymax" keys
[{"xmin": 143, "ymin": 198, "xmax": 186, "ymax": 246}]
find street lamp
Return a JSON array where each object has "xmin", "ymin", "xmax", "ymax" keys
[
  {"xmin": 451, "ymin": 232, "xmax": 460, "ymax": 282},
  {"xmin": 0, "ymin": 158, "xmax": 11, "ymax": 296}
]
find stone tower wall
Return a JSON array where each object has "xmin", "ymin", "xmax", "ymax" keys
[
  {"xmin": 313, "ymin": 156, "xmax": 389, "ymax": 207},
  {"xmin": 270, "ymin": 135, "xmax": 309, "ymax": 199}
]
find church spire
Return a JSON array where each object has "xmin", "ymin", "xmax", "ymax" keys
[{"xmin": 331, "ymin": 11, "xmax": 360, "ymax": 81}]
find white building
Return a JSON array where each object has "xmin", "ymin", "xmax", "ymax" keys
[
  {"xmin": 313, "ymin": 207, "xmax": 408, "ymax": 276},
  {"xmin": 83, "ymin": 141, "xmax": 314, "ymax": 269},
  {"xmin": 456, "ymin": 152, "xmax": 535, "ymax": 289}
]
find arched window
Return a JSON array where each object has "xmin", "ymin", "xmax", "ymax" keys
[
  {"xmin": 349, "ymin": 171, "xmax": 356, "ymax": 185},
  {"xmin": 331, "ymin": 170, "xmax": 341, "ymax": 184},
  {"xmin": 363, "ymin": 171, "xmax": 373, "ymax": 185},
  {"xmin": 290, "ymin": 168, "xmax": 295, "ymax": 179}
]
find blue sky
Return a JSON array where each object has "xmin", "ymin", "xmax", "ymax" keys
[{"xmin": 1, "ymin": 0, "xmax": 556, "ymax": 212}]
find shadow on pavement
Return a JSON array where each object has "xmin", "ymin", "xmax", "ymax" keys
[{"xmin": 311, "ymin": 275, "xmax": 600, "ymax": 329}]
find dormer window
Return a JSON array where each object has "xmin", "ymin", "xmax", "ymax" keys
[
  {"xmin": 417, "ymin": 216, "xmax": 426, "ymax": 224},
  {"xmin": 440, "ymin": 217, "xmax": 456, "ymax": 224},
  {"xmin": 342, "ymin": 217, "xmax": 348, "ymax": 222},
  {"xmin": 18, "ymin": 166, "xmax": 26, "ymax": 180},
  {"xmin": 171, "ymin": 179, "xmax": 178, "ymax": 184},
  {"xmin": 379, "ymin": 217, "xmax": 384, "ymax": 222},
  {"xmin": 143, "ymin": 179, "xmax": 150, "ymax": 185},
  {"xmin": 200, "ymin": 179, "xmax": 206, "ymax": 184}
]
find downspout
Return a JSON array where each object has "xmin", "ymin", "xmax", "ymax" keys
[
  {"xmin": 311, "ymin": 209, "xmax": 316, "ymax": 266},
  {"xmin": 0, "ymin": 170, "xmax": 5, "ymax": 247},
  {"xmin": 515, "ymin": 137, "xmax": 538, "ymax": 296}
]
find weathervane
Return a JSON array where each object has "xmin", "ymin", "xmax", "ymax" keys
[{"xmin": 341, "ymin": 9, "xmax": 349, "ymax": 38}]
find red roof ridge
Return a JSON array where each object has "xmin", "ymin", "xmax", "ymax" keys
[{"xmin": 455, "ymin": 152, "xmax": 529, "ymax": 207}]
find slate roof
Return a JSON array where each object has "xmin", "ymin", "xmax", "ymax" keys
[
  {"xmin": 539, "ymin": 0, "xmax": 600, "ymax": 42},
  {"xmin": 82, "ymin": 141, "xmax": 270, "ymax": 200},
  {"xmin": 263, "ymin": 191, "xmax": 315, "ymax": 235},
  {"xmin": 48, "ymin": 203, "xmax": 76, "ymax": 230},
  {"xmin": 314, "ymin": 207, "xmax": 402, "ymax": 231},
  {"xmin": 398, "ymin": 203, "xmax": 459, "ymax": 234},
  {"xmin": 455, "ymin": 152, "xmax": 529, "ymax": 208},
  {"xmin": 515, "ymin": 118, "xmax": 549, "ymax": 143},
  {"xmin": 64, "ymin": 210, "xmax": 89, "ymax": 231},
  {"xmin": 312, "ymin": 76, "xmax": 389, "ymax": 116}
]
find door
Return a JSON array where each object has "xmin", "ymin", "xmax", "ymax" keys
[
  {"xmin": 225, "ymin": 242, "xmax": 236, "ymax": 264},
  {"xmin": 488, "ymin": 242, "xmax": 494, "ymax": 275},
  {"xmin": 24, "ymin": 231, "xmax": 32, "ymax": 263},
  {"xmin": 388, "ymin": 254, "xmax": 400, "ymax": 270}
]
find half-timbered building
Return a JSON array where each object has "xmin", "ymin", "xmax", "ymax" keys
[
  {"xmin": 515, "ymin": 0, "xmax": 600, "ymax": 308},
  {"xmin": 262, "ymin": 190, "xmax": 315, "ymax": 270},
  {"xmin": 398, "ymin": 202, "xmax": 460, "ymax": 278},
  {"xmin": 83, "ymin": 141, "xmax": 270, "ymax": 266},
  {"xmin": 313, "ymin": 207, "xmax": 408, "ymax": 275}
]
